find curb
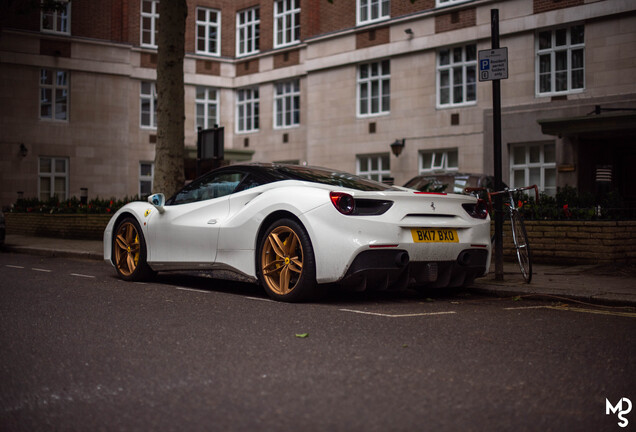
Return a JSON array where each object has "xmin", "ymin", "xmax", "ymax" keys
[
  {"xmin": 469, "ymin": 283, "xmax": 636, "ymax": 309},
  {"xmin": 2, "ymin": 245, "xmax": 103, "ymax": 261}
]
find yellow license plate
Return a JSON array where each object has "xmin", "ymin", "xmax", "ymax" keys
[{"xmin": 411, "ymin": 228, "xmax": 459, "ymax": 243}]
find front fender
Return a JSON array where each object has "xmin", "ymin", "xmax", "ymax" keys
[{"xmin": 103, "ymin": 202, "xmax": 156, "ymax": 265}]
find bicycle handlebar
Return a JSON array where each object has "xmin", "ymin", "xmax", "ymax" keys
[{"xmin": 487, "ymin": 185, "xmax": 539, "ymax": 209}]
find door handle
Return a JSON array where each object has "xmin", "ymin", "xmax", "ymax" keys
[{"xmin": 207, "ymin": 219, "xmax": 217, "ymax": 225}]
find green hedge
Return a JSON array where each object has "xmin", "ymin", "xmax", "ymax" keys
[
  {"xmin": 514, "ymin": 186, "xmax": 627, "ymax": 221},
  {"xmin": 10, "ymin": 196, "xmax": 141, "ymax": 215}
]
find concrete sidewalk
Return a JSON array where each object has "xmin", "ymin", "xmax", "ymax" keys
[
  {"xmin": 3, "ymin": 234, "xmax": 103, "ymax": 261},
  {"xmin": 471, "ymin": 261, "xmax": 636, "ymax": 307},
  {"xmin": 2, "ymin": 234, "xmax": 635, "ymax": 307}
]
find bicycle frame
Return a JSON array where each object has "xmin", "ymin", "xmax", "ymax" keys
[
  {"xmin": 465, "ymin": 185, "xmax": 539, "ymax": 283},
  {"xmin": 488, "ymin": 185, "xmax": 538, "ymax": 283}
]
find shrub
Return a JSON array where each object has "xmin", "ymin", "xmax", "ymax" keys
[
  {"xmin": 515, "ymin": 186, "xmax": 627, "ymax": 221},
  {"xmin": 10, "ymin": 196, "xmax": 141, "ymax": 214}
]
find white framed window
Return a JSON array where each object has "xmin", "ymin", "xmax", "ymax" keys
[
  {"xmin": 40, "ymin": 68, "xmax": 68, "ymax": 121},
  {"xmin": 196, "ymin": 87, "xmax": 219, "ymax": 131},
  {"xmin": 274, "ymin": 0, "xmax": 300, "ymax": 48},
  {"xmin": 419, "ymin": 149, "xmax": 458, "ymax": 174},
  {"xmin": 236, "ymin": 7, "xmax": 260, "ymax": 56},
  {"xmin": 358, "ymin": 60, "xmax": 390, "ymax": 117},
  {"xmin": 437, "ymin": 44, "xmax": 477, "ymax": 107},
  {"xmin": 140, "ymin": 162, "xmax": 154, "ymax": 197},
  {"xmin": 140, "ymin": 81, "xmax": 157, "ymax": 128},
  {"xmin": 510, "ymin": 142, "xmax": 557, "ymax": 196},
  {"xmin": 357, "ymin": 0, "xmax": 390, "ymax": 25},
  {"xmin": 436, "ymin": 0, "xmax": 471, "ymax": 7},
  {"xmin": 357, "ymin": 154, "xmax": 391, "ymax": 182},
  {"xmin": 39, "ymin": 157, "xmax": 69, "ymax": 201},
  {"xmin": 41, "ymin": 1, "xmax": 70, "ymax": 34},
  {"xmin": 274, "ymin": 79, "xmax": 300, "ymax": 129},
  {"xmin": 196, "ymin": 7, "xmax": 221, "ymax": 56},
  {"xmin": 236, "ymin": 88, "xmax": 259, "ymax": 133},
  {"xmin": 140, "ymin": 0, "xmax": 159, "ymax": 48},
  {"xmin": 536, "ymin": 25, "xmax": 585, "ymax": 96}
]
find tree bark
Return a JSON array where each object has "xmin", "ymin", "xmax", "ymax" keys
[{"xmin": 154, "ymin": 0, "xmax": 187, "ymax": 198}]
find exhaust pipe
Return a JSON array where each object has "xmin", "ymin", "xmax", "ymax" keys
[
  {"xmin": 457, "ymin": 251, "xmax": 472, "ymax": 266},
  {"xmin": 395, "ymin": 251, "xmax": 410, "ymax": 268}
]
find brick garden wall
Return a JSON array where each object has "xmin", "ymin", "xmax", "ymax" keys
[
  {"xmin": 5, "ymin": 213, "xmax": 112, "ymax": 241},
  {"xmin": 499, "ymin": 221, "xmax": 636, "ymax": 265}
]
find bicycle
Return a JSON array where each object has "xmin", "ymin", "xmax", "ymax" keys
[{"xmin": 486, "ymin": 185, "xmax": 538, "ymax": 283}]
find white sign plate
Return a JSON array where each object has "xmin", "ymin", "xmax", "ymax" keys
[{"xmin": 478, "ymin": 48, "xmax": 508, "ymax": 81}]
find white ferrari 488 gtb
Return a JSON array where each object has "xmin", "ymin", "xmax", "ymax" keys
[{"xmin": 104, "ymin": 163, "xmax": 491, "ymax": 302}]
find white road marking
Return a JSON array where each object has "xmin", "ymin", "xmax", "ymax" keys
[
  {"xmin": 70, "ymin": 273, "xmax": 96, "ymax": 279},
  {"xmin": 245, "ymin": 296, "xmax": 276, "ymax": 303},
  {"xmin": 175, "ymin": 287, "xmax": 209, "ymax": 294},
  {"xmin": 32, "ymin": 268, "xmax": 52, "ymax": 273},
  {"xmin": 6, "ymin": 265, "xmax": 24, "ymax": 269},
  {"xmin": 339, "ymin": 309, "xmax": 456, "ymax": 318}
]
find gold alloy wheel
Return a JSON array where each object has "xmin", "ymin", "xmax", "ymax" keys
[
  {"xmin": 261, "ymin": 226, "xmax": 304, "ymax": 295},
  {"xmin": 114, "ymin": 221, "xmax": 141, "ymax": 277}
]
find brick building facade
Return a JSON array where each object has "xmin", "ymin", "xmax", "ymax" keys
[{"xmin": 1, "ymin": 0, "xmax": 635, "ymax": 209}]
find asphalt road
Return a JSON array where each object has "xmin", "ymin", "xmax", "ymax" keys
[{"xmin": 0, "ymin": 253, "xmax": 634, "ymax": 432}]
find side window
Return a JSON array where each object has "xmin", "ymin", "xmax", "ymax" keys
[
  {"xmin": 170, "ymin": 172, "xmax": 245, "ymax": 205},
  {"xmin": 357, "ymin": 154, "xmax": 391, "ymax": 182},
  {"xmin": 235, "ymin": 174, "xmax": 265, "ymax": 192},
  {"xmin": 437, "ymin": 44, "xmax": 476, "ymax": 107},
  {"xmin": 41, "ymin": 1, "xmax": 71, "ymax": 34},
  {"xmin": 536, "ymin": 25, "xmax": 585, "ymax": 96},
  {"xmin": 357, "ymin": 0, "xmax": 389, "ymax": 26}
]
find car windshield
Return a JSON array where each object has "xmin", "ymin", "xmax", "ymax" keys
[{"xmin": 271, "ymin": 165, "xmax": 396, "ymax": 192}]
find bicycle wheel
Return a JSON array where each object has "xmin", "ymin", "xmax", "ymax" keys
[{"xmin": 510, "ymin": 210, "xmax": 532, "ymax": 283}]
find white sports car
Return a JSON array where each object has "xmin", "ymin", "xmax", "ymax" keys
[{"xmin": 104, "ymin": 163, "xmax": 491, "ymax": 301}]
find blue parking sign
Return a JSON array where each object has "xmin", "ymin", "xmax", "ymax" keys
[{"xmin": 478, "ymin": 48, "xmax": 508, "ymax": 81}]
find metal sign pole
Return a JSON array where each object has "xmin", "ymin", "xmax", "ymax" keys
[{"xmin": 491, "ymin": 9, "xmax": 504, "ymax": 281}]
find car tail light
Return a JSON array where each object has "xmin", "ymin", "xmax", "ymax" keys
[
  {"xmin": 462, "ymin": 199, "xmax": 489, "ymax": 219},
  {"xmin": 330, "ymin": 192, "xmax": 355, "ymax": 215}
]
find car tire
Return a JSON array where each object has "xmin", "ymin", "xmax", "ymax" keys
[
  {"xmin": 113, "ymin": 216, "xmax": 155, "ymax": 281},
  {"xmin": 258, "ymin": 218, "xmax": 317, "ymax": 302}
]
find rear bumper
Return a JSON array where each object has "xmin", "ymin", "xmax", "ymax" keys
[
  {"xmin": 340, "ymin": 248, "xmax": 489, "ymax": 291},
  {"xmin": 301, "ymin": 198, "xmax": 492, "ymax": 284}
]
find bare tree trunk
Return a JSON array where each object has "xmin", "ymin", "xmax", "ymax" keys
[{"xmin": 154, "ymin": 0, "xmax": 187, "ymax": 198}]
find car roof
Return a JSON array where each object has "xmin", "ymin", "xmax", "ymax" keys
[{"xmin": 189, "ymin": 163, "xmax": 397, "ymax": 192}]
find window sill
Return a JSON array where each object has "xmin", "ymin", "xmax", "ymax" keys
[
  {"xmin": 357, "ymin": 16, "xmax": 390, "ymax": 27},
  {"xmin": 436, "ymin": 101, "xmax": 477, "ymax": 110}
]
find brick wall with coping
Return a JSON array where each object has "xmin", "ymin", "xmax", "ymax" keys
[
  {"xmin": 5, "ymin": 213, "xmax": 112, "ymax": 241},
  {"xmin": 499, "ymin": 220, "xmax": 636, "ymax": 264}
]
